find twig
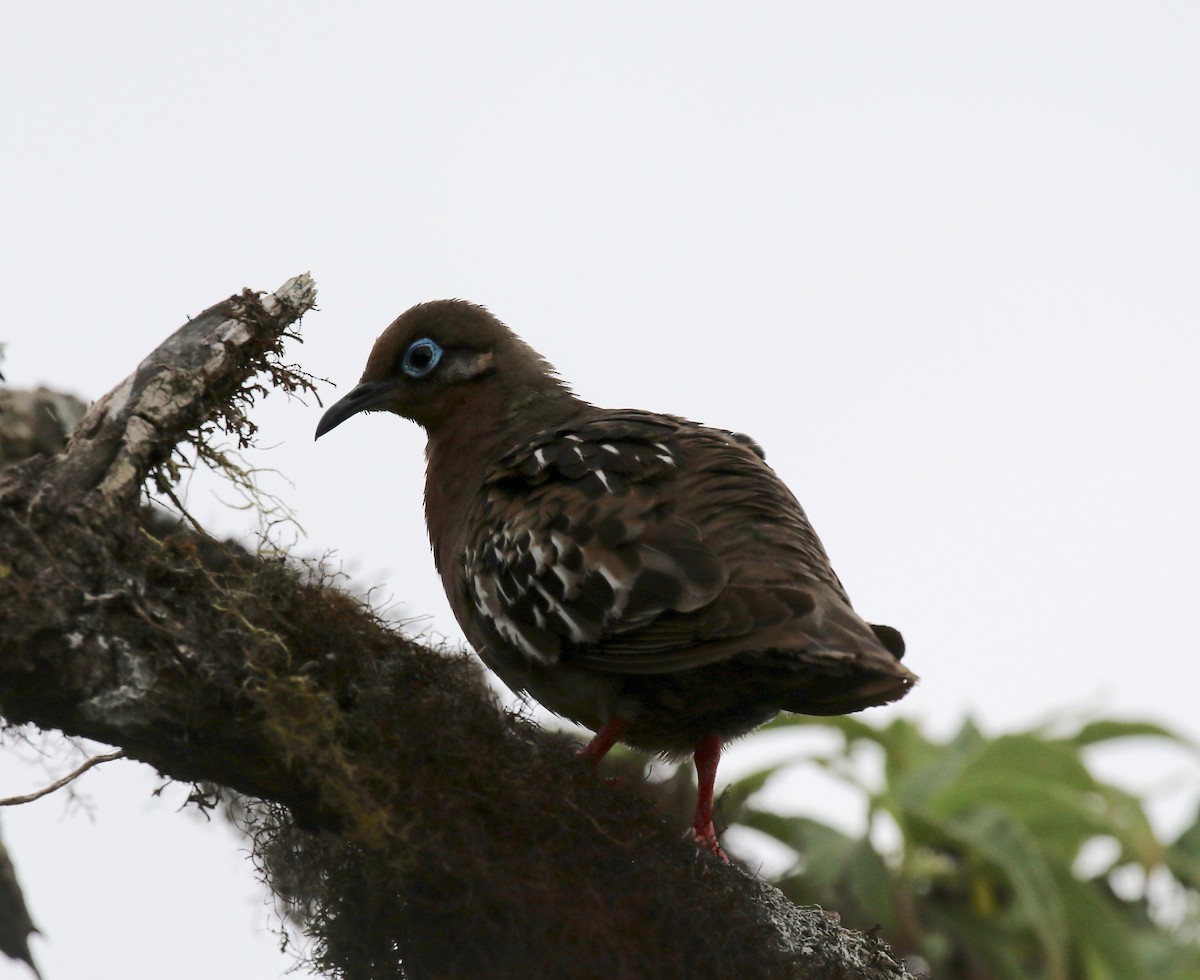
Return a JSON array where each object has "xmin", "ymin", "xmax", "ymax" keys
[{"xmin": 0, "ymin": 750, "xmax": 126, "ymax": 806}]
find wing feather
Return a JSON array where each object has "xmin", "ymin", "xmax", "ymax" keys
[{"xmin": 462, "ymin": 410, "xmax": 882, "ymax": 677}]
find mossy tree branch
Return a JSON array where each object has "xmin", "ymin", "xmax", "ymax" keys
[{"xmin": 0, "ymin": 276, "xmax": 914, "ymax": 979}]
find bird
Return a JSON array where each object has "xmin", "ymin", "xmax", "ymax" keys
[{"xmin": 315, "ymin": 300, "xmax": 915, "ymax": 859}]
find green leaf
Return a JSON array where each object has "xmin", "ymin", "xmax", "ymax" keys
[
  {"xmin": 744, "ymin": 810, "xmax": 899, "ymax": 938},
  {"xmin": 889, "ymin": 718, "xmax": 986, "ymax": 811},
  {"xmin": 1067, "ymin": 719, "xmax": 1194, "ymax": 750},
  {"xmin": 1092, "ymin": 784, "xmax": 1165, "ymax": 869},
  {"xmin": 738, "ymin": 810, "xmax": 856, "ymax": 868},
  {"xmin": 1052, "ymin": 867, "xmax": 1146, "ymax": 980},
  {"xmin": 919, "ymin": 806, "xmax": 1071, "ymax": 980},
  {"xmin": 719, "ymin": 762, "xmax": 788, "ymax": 816},
  {"xmin": 916, "ymin": 735, "xmax": 1113, "ymax": 862},
  {"xmin": 840, "ymin": 836, "xmax": 900, "ymax": 938},
  {"xmin": 920, "ymin": 902, "xmax": 1035, "ymax": 980},
  {"xmin": 932, "ymin": 735, "xmax": 1096, "ymax": 803},
  {"xmin": 1130, "ymin": 929, "xmax": 1200, "ymax": 980},
  {"xmin": 729, "ymin": 713, "xmax": 1200, "ymax": 980},
  {"xmin": 761, "ymin": 711, "xmax": 891, "ymax": 746},
  {"xmin": 1164, "ymin": 806, "xmax": 1200, "ymax": 891},
  {"xmin": 746, "ymin": 811, "xmax": 857, "ymax": 908}
]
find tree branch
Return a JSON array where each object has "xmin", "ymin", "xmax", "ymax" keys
[
  {"xmin": 0, "ymin": 276, "xmax": 914, "ymax": 979},
  {"xmin": 0, "ymin": 749, "xmax": 125, "ymax": 807}
]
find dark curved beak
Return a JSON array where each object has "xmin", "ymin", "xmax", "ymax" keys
[{"xmin": 314, "ymin": 380, "xmax": 398, "ymax": 439}]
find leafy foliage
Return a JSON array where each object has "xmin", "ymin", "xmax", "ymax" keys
[{"xmin": 726, "ymin": 715, "xmax": 1200, "ymax": 980}]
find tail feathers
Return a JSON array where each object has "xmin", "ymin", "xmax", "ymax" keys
[
  {"xmin": 788, "ymin": 668, "xmax": 914, "ymax": 716},
  {"xmin": 778, "ymin": 599, "xmax": 916, "ymax": 715},
  {"xmin": 870, "ymin": 622, "xmax": 906, "ymax": 660}
]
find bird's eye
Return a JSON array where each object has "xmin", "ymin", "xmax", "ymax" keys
[{"xmin": 401, "ymin": 337, "xmax": 443, "ymax": 379}]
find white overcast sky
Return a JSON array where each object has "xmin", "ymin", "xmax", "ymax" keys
[{"xmin": 2, "ymin": 3, "xmax": 1199, "ymax": 977}]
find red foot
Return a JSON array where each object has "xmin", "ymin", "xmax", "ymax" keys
[
  {"xmin": 579, "ymin": 721, "xmax": 630, "ymax": 788},
  {"xmin": 580, "ymin": 722, "xmax": 730, "ymax": 860},
  {"xmin": 691, "ymin": 820, "xmax": 730, "ymax": 862},
  {"xmin": 691, "ymin": 734, "xmax": 729, "ymax": 862},
  {"xmin": 577, "ymin": 717, "xmax": 629, "ymax": 766}
]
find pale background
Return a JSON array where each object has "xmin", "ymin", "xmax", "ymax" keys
[{"xmin": 2, "ymin": 3, "xmax": 1198, "ymax": 977}]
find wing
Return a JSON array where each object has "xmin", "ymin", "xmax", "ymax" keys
[
  {"xmin": 461, "ymin": 409, "xmax": 881, "ymax": 677},
  {"xmin": 463, "ymin": 413, "xmax": 723, "ymax": 663}
]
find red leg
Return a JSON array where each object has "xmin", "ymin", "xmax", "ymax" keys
[
  {"xmin": 577, "ymin": 716, "xmax": 630, "ymax": 766},
  {"xmin": 691, "ymin": 734, "xmax": 728, "ymax": 861}
]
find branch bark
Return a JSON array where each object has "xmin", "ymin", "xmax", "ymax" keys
[{"xmin": 0, "ymin": 276, "xmax": 915, "ymax": 979}]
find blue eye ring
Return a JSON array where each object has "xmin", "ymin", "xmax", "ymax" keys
[{"xmin": 402, "ymin": 337, "xmax": 443, "ymax": 378}]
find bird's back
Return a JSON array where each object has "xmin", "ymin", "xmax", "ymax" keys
[{"xmin": 454, "ymin": 407, "xmax": 914, "ymax": 751}]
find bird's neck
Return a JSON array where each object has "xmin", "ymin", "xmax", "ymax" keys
[{"xmin": 423, "ymin": 383, "xmax": 583, "ymax": 577}]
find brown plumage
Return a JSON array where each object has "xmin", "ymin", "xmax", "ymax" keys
[{"xmin": 316, "ymin": 300, "xmax": 916, "ymax": 858}]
